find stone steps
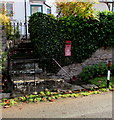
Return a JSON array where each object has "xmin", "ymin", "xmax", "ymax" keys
[
  {"xmin": 0, "ymin": 83, "xmax": 98, "ymax": 99},
  {"xmin": 9, "ymin": 41, "xmax": 34, "ymax": 59}
]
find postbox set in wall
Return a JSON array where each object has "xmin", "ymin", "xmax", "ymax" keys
[{"xmin": 65, "ymin": 41, "xmax": 72, "ymax": 56}]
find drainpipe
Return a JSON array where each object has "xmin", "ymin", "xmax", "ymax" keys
[
  {"xmin": 105, "ymin": 2, "xmax": 111, "ymax": 11},
  {"xmin": 24, "ymin": 0, "xmax": 27, "ymax": 40},
  {"xmin": 112, "ymin": 2, "xmax": 114, "ymax": 12}
]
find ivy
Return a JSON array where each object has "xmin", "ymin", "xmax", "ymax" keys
[{"xmin": 28, "ymin": 12, "xmax": 114, "ymax": 73}]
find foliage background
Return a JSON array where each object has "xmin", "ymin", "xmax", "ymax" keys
[
  {"xmin": 55, "ymin": 2, "xmax": 95, "ymax": 18},
  {"xmin": 29, "ymin": 12, "xmax": 114, "ymax": 72}
]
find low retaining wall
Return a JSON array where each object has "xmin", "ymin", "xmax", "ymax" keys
[{"xmin": 56, "ymin": 47, "xmax": 112, "ymax": 81}]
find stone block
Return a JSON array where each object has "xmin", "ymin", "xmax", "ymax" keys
[
  {"xmin": 0, "ymin": 93, "xmax": 11, "ymax": 99},
  {"xmin": 81, "ymin": 84, "xmax": 98, "ymax": 89},
  {"xmin": 71, "ymin": 85, "xmax": 84, "ymax": 90}
]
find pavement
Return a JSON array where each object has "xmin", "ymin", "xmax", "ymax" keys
[{"xmin": 2, "ymin": 92, "xmax": 113, "ymax": 118}]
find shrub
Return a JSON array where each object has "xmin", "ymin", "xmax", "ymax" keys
[
  {"xmin": 56, "ymin": 1, "xmax": 95, "ymax": 18},
  {"xmin": 0, "ymin": 14, "xmax": 10, "ymax": 25},
  {"xmin": 78, "ymin": 62, "xmax": 114, "ymax": 82}
]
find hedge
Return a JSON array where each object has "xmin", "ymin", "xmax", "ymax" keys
[{"xmin": 28, "ymin": 12, "xmax": 114, "ymax": 72}]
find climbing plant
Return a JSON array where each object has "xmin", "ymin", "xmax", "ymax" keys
[{"xmin": 29, "ymin": 11, "xmax": 114, "ymax": 72}]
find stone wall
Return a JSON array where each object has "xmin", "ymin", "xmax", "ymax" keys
[
  {"xmin": 0, "ymin": 25, "xmax": 2, "ymax": 86},
  {"xmin": 0, "ymin": 25, "xmax": 7, "ymax": 52},
  {"xmin": 56, "ymin": 47, "xmax": 112, "ymax": 81},
  {"xmin": 0, "ymin": 25, "xmax": 7, "ymax": 71},
  {"xmin": 0, "ymin": 25, "xmax": 2, "ymax": 54},
  {"xmin": 0, "ymin": 25, "xmax": 3, "ymax": 93},
  {"xmin": 0, "ymin": 25, "xmax": 7, "ymax": 91}
]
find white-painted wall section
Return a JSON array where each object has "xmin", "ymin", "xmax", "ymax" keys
[
  {"xmin": 1, "ymin": 0, "xmax": 112, "ymax": 35},
  {"xmin": 93, "ymin": 3, "xmax": 109, "ymax": 11},
  {"xmin": 1, "ymin": 0, "xmax": 111, "ymax": 22},
  {"xmin": 1, "ymin": 0, "xmax": 48, "ymax": 22},
  {"xmin": 1, "ymin": 0, "xmax": 49, "ymax": 34}
]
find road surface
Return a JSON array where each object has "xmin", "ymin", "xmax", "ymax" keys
[{"xmin": 1, "ymin": 92, "xmax": 113, "ymax": 118}]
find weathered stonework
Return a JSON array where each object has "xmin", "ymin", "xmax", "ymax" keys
[
  {"xmin": 57, "ymin": 47, "xmax": 112, "ymax": 81},
  {"xmin": 0, "ymin": 25, "xmax": 3, "ymax": 93},
  {"xmin": 1, "ymin": 26, "xmax": 7, "ymax": 52},
  {"xmin": 0, "ymin": 25, "xmax": 2, "ymax": 53}
]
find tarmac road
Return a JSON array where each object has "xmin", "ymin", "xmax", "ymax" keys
[{"xmin": 2, "ymin": 92, "xmax": 113, "ymax": 118}]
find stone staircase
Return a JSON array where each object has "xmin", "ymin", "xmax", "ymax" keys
[{"xmin": 7, "ymin": 41, "xmax": 65, "ymax": 94}]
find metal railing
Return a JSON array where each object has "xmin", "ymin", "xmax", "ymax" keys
[{"xmin": 3, "ymin": 21, "xmax": 30, "ymax": 49}]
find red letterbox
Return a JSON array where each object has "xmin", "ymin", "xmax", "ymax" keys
[{"xmin": 65, "ymin": 41, "xmax": 72, "ymax": 56}]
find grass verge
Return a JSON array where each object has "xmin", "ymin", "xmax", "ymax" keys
[{"xmin": 88, "ymin": 76, "xmax": 114, "ymax": 88}]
